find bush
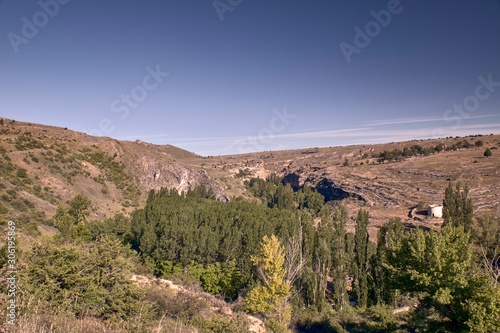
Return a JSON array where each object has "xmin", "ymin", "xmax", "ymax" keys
[
  {"xmin": 364, "ymin": 305, "xmax": 401, "ymax": 332},
  {"xmin": 199, "ymin": 314, "xmax": 250, "ymax": 333},
  {"xmin": 16, "ymin": 168, "xmax": 28, "ymax": 178},
  {"xmin": 0, "ymin": 202, "xmax": 8, "ymax": 214},
  {"xmin": 20, "ymin": 237, "xmax": 147, "ymax": 320},
  {"xmin": 146, "ymin": 288, "xmax": 209, "ymax": 320},
  {"xmin": 235, "ymin": 168, "xmax": 251, "ymax": 178},
  {"xmin": 11, "ymin": 199, "xmax": 27, "ymax": 211}
]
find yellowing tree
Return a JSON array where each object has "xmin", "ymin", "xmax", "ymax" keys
[{"xmin": 246, "ymin": 234, "xmax": 292, "ymax": 329}]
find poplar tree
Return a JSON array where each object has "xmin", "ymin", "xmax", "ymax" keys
[
  {"xmin": 331, "ymin": 206, "xmax": 348, "ymax": 310},
  {"xmin": 310, "ymin": 207, "xmax": 333, "ymax": 309},
  {"xmin": 353, "ymin": 209, "xmax": 369, "ymax": 308},
  {"xmin": 374, "ymin": 217, "xmax": 405, "ymax": 306},
  {"xmin": 442, "ymin": 182, "xmax": 473, "ymax": 230},
  {"xmin": 246, "ymin": 235, "xmax": 292, "ymax": 328}
]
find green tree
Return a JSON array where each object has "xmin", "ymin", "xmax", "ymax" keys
[
  {"xmin": 331, "ymin": 207, "xmax": 348, "ymax": 310},
  {"xmin": 442, "ymin": 182, "xmax": 473, "ymax": 230},
  {"xmin": 471, "ymin": 214, "xmax": 500, "ymax": 287},
  {"xmin": 374, "ymin": 218, "xmax": 405, "ymax": 306},
  {"xmin": 385, "ymin": 225, "xmax": 500, "ymax": 332},
  {"xmin": 54, "ymin": 205, "xmax": 75, "ymax": 239},
  {"xmin": 353, "ymin": 209, "xmax": 370, "ymax": 308},
  {"xmin": 484, "ymin": 148, "xmax": 492, "ymax": 157},
  {"xmin": 68, "ymin": 193, "xmax": 91, "ymax": 224},
  {"xmin": 246, "ymin": 235, "xmax": 292, "ymax": 329},
  {"xmin": 475, "ymin": 140, "xmax": 484, "ymax": 148},
  {"xmin": 309, "ymin": 208, "xmax": 334, "ymax": 309},
  {"xmin": 272, "ymin": 184, "xmax": 295, "ymax": 210}
]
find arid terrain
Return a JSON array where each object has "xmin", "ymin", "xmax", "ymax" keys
[{"xmin": 1, "ymin": 117, "xmax": 499, "ymax": 240}]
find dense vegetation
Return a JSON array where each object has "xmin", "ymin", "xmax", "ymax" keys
[
  {"xmin": 244, "ymin": 175, "xmax": 324, "ymax": 213},
  {"xmin": 1, "ymin": 172, "xmax": 499, "ymax": 331}
]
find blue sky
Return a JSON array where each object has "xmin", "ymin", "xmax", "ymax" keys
[{"xmin": 1, "ymin": 0, "xmax": 499, "ymax": 156}]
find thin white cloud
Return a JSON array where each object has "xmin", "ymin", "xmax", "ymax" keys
[
  {"xmin": 364, "ymin": 117, "xmax": 444, "ymax": 126},
  {"xmin": 364, "ymin": 114, "xmax": 500, "ymax": 127},
  {"xmin": 116, "ymin": 118, "xmax": 500, "ymax": 155}
]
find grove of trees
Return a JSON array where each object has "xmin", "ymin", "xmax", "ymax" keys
[{"xmin": 1, "ymin": 179, "xmax": 499, "ymax": 332}]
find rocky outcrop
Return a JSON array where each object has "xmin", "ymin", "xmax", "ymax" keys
[{"xmin": 105, "ymin": 140, "xmax": 229, "ymax": 202}]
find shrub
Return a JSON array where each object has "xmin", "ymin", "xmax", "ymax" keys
[
  {"xmin": 235, "ymin": 168, "xmax": 251, "ymax": 178},
  {"xmin": 11, "ymin": 199, "xmax": 27, "ymax": 211},
  {"xmin": 16, "ymin": 168, "xmax": 28, "ymax": 178},
  {"xmin": 364, "ymin": 305, "xmax": 401, "ymax": 332},
  {"xmin": 20, "ymin": 237, "xmax": 147, "ymax": 320},
  {"xmin": 0, "ymin": 202, "xmax": 8, "ymax": 214}
]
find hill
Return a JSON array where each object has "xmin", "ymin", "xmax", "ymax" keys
[
  {"xmin": 1, "ymin": 117, "xmax": 499, "ymax": 239},
  {"xmin": 1, "ymin": 117, "xmax": 500, "ymax": 332},
  {"xmin": 197, "ymin": 133, "xmax": 500, "ymax": 240},
  {"xmin": 0, "ymin": 117, "xmax": 227, "ymax": 227}
]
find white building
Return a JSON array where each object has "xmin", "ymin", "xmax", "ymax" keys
[{"xmin": 427, "ymin": 204, "xmax": 443, "ymax": 218}]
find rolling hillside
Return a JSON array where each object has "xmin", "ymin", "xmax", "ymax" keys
[{"xmin": 1, "ymin": 117, "xmax": 499, "ymax": 239}]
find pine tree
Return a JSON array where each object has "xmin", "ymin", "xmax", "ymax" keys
[
  {"xmin": 68, "ymin": 193, "xmax": 92, "ymax": 224},
  {"xmin": 54, "ymin": 205, "xmax": 75, "ymax": 239}
]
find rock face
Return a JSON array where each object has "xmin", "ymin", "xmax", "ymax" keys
[
  {"xmin": 98, "ymin": 139, "xmax": 229, "ymax": 202},
  {"xmin": 134, "ymin": 157, "xmax": 228, "ymax": 201},
  {"xmin": 283, "ymin": 172, "xmax": 300, "ymax": 190}
]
